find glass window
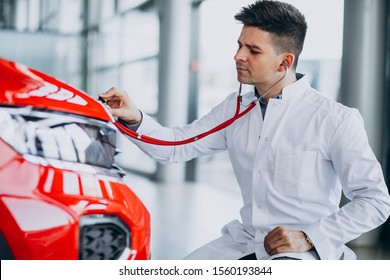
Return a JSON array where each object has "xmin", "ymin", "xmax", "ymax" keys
[
  {"xmin": 14, "ymin": 0, "xmax": 28, "ymax": 31},
  {"xmin": 92, "ymin": 17, "xmax": 122, "ymax": 69},
  {"xmin": 120, "ymin": 58, "xmax": 158, "ymax": 115},
  {"xmin": 57, "ymin": 0, "xmax": 83, "ymax": 34},
  {"xmin": 100, "ymin": 0, "xmax": 116, "ymax": 22},
  {"xmin": 0, "ymin": 0, "xmax": 17, "ymax": 29},
  {"xmin": 93, "ymin": 68, "xmax": 121, "ymax": 98},
  {"xmin": 118, "ymin": 0, "xmax": 150, "ymax": 13},
  {"xmin": 121, "ymin": 10, "xmax": 159, "ymax": 61}
]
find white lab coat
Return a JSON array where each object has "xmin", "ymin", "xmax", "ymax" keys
[{"xmin": 128, "ymin": 75, "xmax": 390, "ymax": 259}]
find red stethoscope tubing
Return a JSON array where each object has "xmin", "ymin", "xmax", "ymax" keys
[{"xmin": 113, "ymin": 95, "xmax": 257, "ymax": 146}]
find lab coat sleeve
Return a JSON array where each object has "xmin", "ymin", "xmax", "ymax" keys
[
  {"xmin": 302, "ymin": 109, "xmax": 390, "ymax": 259},
  {"xmin": 124, "ymin": 93, "xmax": 237, "ymax": 163}
]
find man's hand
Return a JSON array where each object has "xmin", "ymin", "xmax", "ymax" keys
[
  {"xmin": 264, "ymin": 226, "xmax": 314, "ymax": 255},
  {"xmin": 99, "ymin": 87, "xmax": 142, "ymax": 124}
]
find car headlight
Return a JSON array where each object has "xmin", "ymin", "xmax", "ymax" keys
[{"xmin": 0, "ymin": 107, "xmax": 117, "ymax": 169}]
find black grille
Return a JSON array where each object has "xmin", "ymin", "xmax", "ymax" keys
[{"xmin": 79, "ymin": 215, "xmax": 131, "ymax": 260}]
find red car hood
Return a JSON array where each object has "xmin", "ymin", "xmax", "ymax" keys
[{"xmin": 0, "ymin": 57, "xmax": 112, "ymax": 122}]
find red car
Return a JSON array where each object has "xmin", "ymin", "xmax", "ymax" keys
[{"xmin": 0, "ymin": 57, "xmax": 151, "ymax": 260}]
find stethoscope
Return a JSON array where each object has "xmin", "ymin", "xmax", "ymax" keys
[{"xmin": 110, "ymin": 65, "xmax": 288, "ymax": 146}]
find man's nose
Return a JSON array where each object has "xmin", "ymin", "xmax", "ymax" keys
[{"xmin": 234, "ymin": 49, "xmax": 247, "ymax": 62}]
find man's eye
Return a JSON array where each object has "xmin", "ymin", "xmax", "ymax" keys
[{"xmin": 250, "ymin": 50, "xmax": 259, "ymax": 55}]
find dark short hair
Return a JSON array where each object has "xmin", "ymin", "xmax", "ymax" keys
[{"xmin": 235, "ymin": 0, "xmax": 307, "ymax": 68}]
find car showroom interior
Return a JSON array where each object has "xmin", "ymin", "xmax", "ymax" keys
[{"xmin": 1, "ymin": 0, "xmax": 390, "ymax": 260}]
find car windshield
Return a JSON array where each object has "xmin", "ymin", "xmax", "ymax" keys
[{"xmin": 0, "ymin": 107, "xmax": 117, "ymax": 169}]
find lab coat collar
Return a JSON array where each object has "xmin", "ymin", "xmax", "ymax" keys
[{"xmin": 281, "ymin": 73, "xmax": 310, "ymax": 101}]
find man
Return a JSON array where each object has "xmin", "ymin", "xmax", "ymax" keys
[{"xmin": 99, "ymin": 0, "xmax": 390, "ymax": 259}]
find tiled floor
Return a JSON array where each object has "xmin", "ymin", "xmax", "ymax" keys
[{"xmin": 124, "ymin": 151, "xmax": 390, "ymax": 260}]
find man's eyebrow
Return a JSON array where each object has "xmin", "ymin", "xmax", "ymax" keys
[{"xmin": 237, "ymin": 40, "xmax": 262, "ymax": 50}]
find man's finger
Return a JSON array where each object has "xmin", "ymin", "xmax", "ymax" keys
[
  {"xmin": 265, "ymin": 226, "xmax": 284, "ymax": 241},
  {"xmin": 99, "ymin": 87, "xmax": 119, "ymax": 98}
]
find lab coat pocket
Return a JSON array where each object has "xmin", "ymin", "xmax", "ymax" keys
[{"xmin": 274, "ymin": 148, "xmax": 318, "ymax": 197}]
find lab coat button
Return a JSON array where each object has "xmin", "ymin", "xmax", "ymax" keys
[
  {"xmin": 258, "ymin": 170, "xmax": 262, "ymax": 175},
  {"xmin": 264, "ymin": 137, "xmax": 268, "ymax": 142}
]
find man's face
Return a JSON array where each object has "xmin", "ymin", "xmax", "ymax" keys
[{"xmin": 234, "ymin": 25, "xmax": 284, "ymax": 89}]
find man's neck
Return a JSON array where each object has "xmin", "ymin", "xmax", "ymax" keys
[{"xmin": 255, "ymin": 72, "xmax": 297, "ymax": 103}]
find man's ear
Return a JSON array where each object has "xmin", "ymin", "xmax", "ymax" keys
[{"xmin": 278, "ymin": 53, "xmax": 295, "ymax": 72}]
